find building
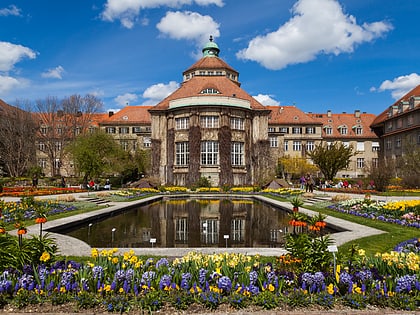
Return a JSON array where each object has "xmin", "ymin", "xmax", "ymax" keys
[
  {"xmin": 309, "ymin": 110, "xmax": 379, "ymax": 178},
  {"xmin": 370, "ymin": 85, "xmax": 420, "ymax": 164},
  {"xmin": 148, "ymin": 37, "xmax": 273, "ymax": 187}
]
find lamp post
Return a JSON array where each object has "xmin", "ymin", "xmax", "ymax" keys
[
  {"xmin": 87, "ymin": 223, "xmax": 93, "ymax": 244},
  {"xmin": 111, "ymin": 228, "xmax": 116, "ymax": 246},
  {"xmin": 224, "ymin": 234, "xmax": 229, "ymax": 248}
]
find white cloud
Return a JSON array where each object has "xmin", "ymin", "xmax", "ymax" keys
[
  {"xmin": 114, "ymin": 93, "xmax": 139, "ymax": 106},
  {"xmin": 253, "ymin": 94, "xmax": 280, "ymax": 106},
  {"xmin": 0, "ymin": 75, "xmax": 21, "ymax": 95},
  {"xmin": 101, "ymin": 0, "xmax": 223, "ymax": 29},
  {"xmin": 157, "ymin": 11, "xmax": 220, "ymax": 46},
  {"xmin": 142, "ymin": 81, "xmax": 179, "ymax": 104},
  {"xmin": 375, "ymin": 73, "xmax": 420, "ymax": 99},
  {"xmin": 0, "ymin": 5, "xmax": 21, "ymax": 16},
  {"xmin": 41, "ymin": 65, "xmax": 65, "ymax": 79},
  {"xmin": 237, "ymin": 0, "xmax": 393, "ymax": 70},
  {"xmin": 0, "ymin": 41, "xmax": 37, "ymax": 72}
]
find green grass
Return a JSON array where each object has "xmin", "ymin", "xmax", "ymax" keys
[{"xmin": 264, "ymin": 194, "xmax": 419, "ymax": 256}]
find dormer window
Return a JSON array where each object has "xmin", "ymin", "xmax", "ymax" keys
[
  {"xmin": 352, "ymin": 124, "xmax": 363, "ymax": 135},
  {"xmin": 200, "ymin": 88, "xmax": 220, "ymax": 94},
  {"xmin": 337, "ymin": 125, "xmax": 348, "ymax": 135}
]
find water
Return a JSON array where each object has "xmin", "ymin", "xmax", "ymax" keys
[{"xmin": 65, "ymin": 197, "xmax": 303, "ymax": 248}]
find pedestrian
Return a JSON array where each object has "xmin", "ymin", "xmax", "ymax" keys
[
  {"xmin": 104, "ymin": 178, "xmax": 111, "ymax": 190},
  {"xmin": 61, "ymin": 176, "xmax": 66, "ymax": 188},
  {"xmin": 299, "ymin": 175, "xmax": 306, "ymax": 190},
  {"xmin": 32, "ymin": 175, "xmax": 38, "ymax": 188}
]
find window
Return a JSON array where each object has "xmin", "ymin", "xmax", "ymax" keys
[
  {"xmin": 231, "ymin": 219, "xmax": 244, "ymax": 242},
  {"xmin": 201, "ymin": 219, "xmax": 219, "ymax": 244},
  {"xmin": 268, "ymin": 127, "xmax": 275, "ymax": 132},
  {"xmin": 74, "ymin": 127, "xmax": 81, "ymax": 135},
  {"xmin": 269, "ymin": 136, "xmax": 278, "ymax": 148},
  {"xmin": 39, "ymin": 158, "xmax": 47, "ymax": 169},
  {"xmin": 121, "ymin": 140, "xmax": 129, "ymax": 151},
  {"xmin": 306, "ymin": 127, "xmax": 315, "ymax": 134},
  {"xmin": 132, "ymin": 127, "xmax": 141, "ymax": 133},
  {"xmin": 284, "ymin": 141, "xmax": 289, "ymax": 151},
  {"xmin": 88, "ymin": 127, "xmax": 96, "ymax": 134},
  {"xmin": 38, "ymin": 142, "xmax": 45, "ymax": 151},
  {"xmin": 357, "ymin": 158, "xmax": 364, "ymax": 169},
  {"xmin": 106, "ymin": 127, "xmax": 116, "ymax": 134},
  {"xmin": 231, "ymin": 117, "xmax": 244, "ymax": 130},
  {"xmin": 280, "ymin": 127, "xmax": 289, "ymax": 133},
  {"xmin": 200, "ymin": 88, "xmax": 220, "ymax": 94},
  {"xmin": 201, "ymin": 141, "xmax": 218, "ymax": 165},
  {"xmin": 176, "ymin": 142, "xmax": 189, "ymax": 165},
  {"xmin": 119, "ymin": 127, "xmax": 129, "ymax": 134},
  {"xmin": 356, "ymin": 142, "xmax": 364, "ymax": 151},
  {"xmin": 355, "ymin": 127, "xmax": 363, "ymax": 135},
  {"xmin": 175, "ymin": 117, "xmax": 189, "ymax": 130},
  {"xmin": 231, "ymin": 142, "xmax": 244, "ymax": 166},
  {"xmin": 386, "ymin": 139, "xmax": 392, "ymax": 150},
  {"xmin": 40, "ymin": 127, "xmax": 48, "ymax": 135},
  {"xmin": 143, "ymin": 137, "xmax": 151, "ymax": 148},
  {"xmin": 395, "ymin": 137, "xmax": 401, "ymax": 148},
  {"xmin": 343, "ymin": 141, "xmax": 349, "ymax": 148},
  {"xmin": 372, "ymin": 142, "xmax": 380, "ymax": 151},
  {"xmin": 325, "ymin": 127, "xmax": 332, "ymax": 135},
  {"xmin": 387, "ymin": 121, "xmax": 392, "ymax": 130},
  {"xmin": 292, "ymin": 127, "xmax": 302, "ymax": 134},
  {"xmin": 340, "ymin": 127, "xmax": 348, "ymax": 135},
  {"xmin": 372, "ymin": 158, "xmax": 378, "ymax": 168},
  {"xmin": 201, "ymin": 116, "xmax": 219, "ymax": 128},
  {"xmin": 306, "ymin": 141, "xmax": 314, "ymax": 151},
  {"xmin": 57, "ymin": 127, "xmax": 63, "ymax": 135},
  {"xmin": 175, "ymin": 218, "xmax": 188, "ymax": 242},
  {"xmin": 55, "ymin": 141, "xmax": 62, "ymax": 151},
  {"xmin": 293, "ymin": 141, "xmax": 301, "ymax": 151}
]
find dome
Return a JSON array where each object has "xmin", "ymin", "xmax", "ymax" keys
[{"xmin": 202, "ymin": 35, "xmax": 220, "ymax": 57}]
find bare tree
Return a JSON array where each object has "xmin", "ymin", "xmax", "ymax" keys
[
  {"xmin": 0, "ymin": 100, "xmax": 37, "ymax": 177},
  {"xmin": 35, "ymin": 94, "xmax": 103, "ymax": 176}
]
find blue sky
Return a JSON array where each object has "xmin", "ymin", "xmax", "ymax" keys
[{"xmin": 1, "ymin": 0, "xmax": 420, "ymax": 114}]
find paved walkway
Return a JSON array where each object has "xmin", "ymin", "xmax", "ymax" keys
[{"xmin": 2, "ymin": 190, "xmax": 418, "ymax": 257}]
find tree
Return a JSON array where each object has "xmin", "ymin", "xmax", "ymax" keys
[
  {"xmin": 307, "ymin": 142, "xmax": 355, "ymax": 181},
  {"xmin": 65, "ymin": 131, "xmax": 127, "ymax": 185},
  {"xmin": 398, "ymin": 141, "xmax": 420, "ymax": 187},
  {"xmin": 35, "ymin": 94, "xmax": 103, "ymax": 176},
  {"xmin": 366, "ymin": 158, "xmax": 395, "ymax": 192},
  {"xmin": 278, "ymin": 156, "xmax": 318, "ymax": 179},
  {"xmin": 0, "ymin": 100, "xmax": 37, "ymax": 177}
]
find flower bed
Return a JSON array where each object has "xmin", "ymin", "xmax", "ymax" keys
[
  {"xmin": 0, "ymin": 186, "xmax": 86, "ymax": 197},
  {"xmin": 328, "ymin": 198, "xmax": 420, "ymax": 228}
]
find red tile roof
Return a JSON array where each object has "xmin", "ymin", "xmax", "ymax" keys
[
  {"xmin": 151, "ymin": 76, "xmax": 266, "ymax": 111},
  {"xmin": 309, "ymin": 111, "xmax": 378, "ymax": 139},
  {"xmin": 371, "ymin": 84, "xmax": 420, "ymax": 126},
  {"xmin": 100, "ymin": 106, "xmax": 152, "ymax": 124},
  {"xmin": 183, "ymin": 56, "xmax": 238, "ymax": 75},
  {"xmin": 266, "ymin": 105, "xmax": 321, "ymax": 125}
]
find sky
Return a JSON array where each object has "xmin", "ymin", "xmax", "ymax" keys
[{"xmin": 1, "ymin": 0, "xmax": 420, "ymax": 115}]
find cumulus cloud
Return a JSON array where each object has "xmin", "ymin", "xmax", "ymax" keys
[
  {"xmin": 0, "ymin": 5, "xmax": 21, "ymax": 16},
  {"xmin": 0, "ymin": 75, "xmax": 21, "ymax": 95},
  {"xmin": 101, "ymin": 0, "xmax": 223, "ymax": 29},
  {"xmin": 157, "ymin": 11, "xmax": 220, "ymax": 46},
  {"xmin": 373, "ymin": 73, "xmax": 420, "ymax": 100},
  {"xmin": 41, "ymin": 65, "xmax": 65, "ymax": 79},
  {"xmin": 114, "ymin": 93, "xmax": 139, "ymax": 106},
  {"xmin": 142, "ymin": 81, "xmax": 179, "ymax": 104},
  {"xmin": 237, "ymin": 0, "xmax": 393, "ymax": 70},
  {"xmin": 0, "ymin": 41, "xmax": 37, "ymax": 72},
  {"xmin": 253, "ymin": 94, "xmax": 280, "ymax": 106}
]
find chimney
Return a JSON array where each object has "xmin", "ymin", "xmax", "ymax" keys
[
  {"xmin": 354, "ymin": 110, "xmax": 360, "ymax": 118},
  {"xmin": 108, "ymin": 111, "xmax": 114, "ymax": 117},
  {"xmin": 327, "ymin": 110, "xmax": 332, "ymax": 118}
]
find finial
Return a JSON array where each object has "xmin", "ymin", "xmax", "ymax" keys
[{"xmin": 209, "ymin": 35, "xmax": 213, "ymax": 42}]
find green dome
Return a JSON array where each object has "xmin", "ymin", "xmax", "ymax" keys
[{"xmin": 202, "ymin": 35, "xmax": 220, "ymax": 57}]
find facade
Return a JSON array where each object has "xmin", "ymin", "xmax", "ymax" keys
[
  {"xmin": 148, "ymin": 38, "xmax": 273, "ymax": 187},
  {"xmin": 370, "ymin": 85, "xmax": 420, "ymax": 163},
  {"xmin": 309, "ymin": 110, "xmax": 379, "ymax": 178}
]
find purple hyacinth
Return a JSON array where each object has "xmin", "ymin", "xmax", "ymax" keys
[
  {"xmin": 249, "ymin": 271, "xmax": 258, "ymax": 285},
  {"xmin": 395, "ymin": 275, "xmax": 417, "ymax": 293},
  {"xmin": 155, "ymin": 258, "xmax": 169, "ymax": 269},
  {"xmin": 92, "ymin": 265, "xmax": 104, "ymax": 279},
  {"xmin": 218, "ymin": 276, "xmax": 232, "ymax": 292},
  {"xmin": 159, "ymin": 274, "xmax": 172, "ymax": 289},
  {"xmin": 199, "ymin": 268, "xmax": 208, "ymax": 285}
]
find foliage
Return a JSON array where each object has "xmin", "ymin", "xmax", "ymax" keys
[
  {"xmin": 307, "ymin": 141, "xmax": 355, "ymax": 181},
  {"xmin": 290, "ymin": 195, "xmax": 304, "ymax": 207},
  {"xmin": 278, "ymin": 156, "xmax": 318, "ymax": 179},
  {"xmin": 366, "ymin": 158, "xmax": 396, "ymax": 192},
  {"xmin": 65, "ymin": 130, "xmax": 128, "ymax": 183}
]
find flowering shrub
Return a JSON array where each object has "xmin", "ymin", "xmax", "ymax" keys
[{"xmin": 328, "ymin": 198, "xmax": 420, "ymax": 228}]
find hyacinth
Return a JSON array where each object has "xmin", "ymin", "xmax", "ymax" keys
[
  {"xmin": 339, "ymin": 272, "xmax": 353, "ymax": 286},
  {"xmin": 249, "ymin": 271, "xmax": 258, "ymax": 285},
  {"xmin": 218, "ymin": 276, "xmax": 232, "ymax": 292},
  {"xmin": 355, "ymin": 269, "xmax": 372, "ymax": 283},
  {"xmin": 141, "ymin": 271, "xmax": 156, "ymax": 285},
  {"xmin": 199, "ymin": 268, "xmax": 208, "ymax": 285},
  {"xmin": 92, "ymin": 266, "xmax": 104, "ymax": 279},
  {"xmin": 395, "ymin": 274, "xmax": 418, "ymax": 293},
  {"xmin": 159, "ymin": 274, "xmax": 172, "ymax": 290},
  {"xmin": 155, "ymin": 258, "xmax": 169, "ymax": 269}
]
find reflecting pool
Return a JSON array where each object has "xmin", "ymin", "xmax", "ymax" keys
[{"xmin": 65, "ymin": 197, "xmax": 306, "ymax": 248}]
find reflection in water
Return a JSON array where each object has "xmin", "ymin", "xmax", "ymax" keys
[{"xmin": 66, "ymin": 198, "xmax": 293, "ymax": 248}]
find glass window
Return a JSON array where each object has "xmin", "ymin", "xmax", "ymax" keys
[
  {"xmin": 355, "ymin": 127, "xmax": 363, "ymax": 135},
  {"xmin": 386, "ymin": 139, "xmax": 392, "ymax": 150},
  {"xmin": 395, "ymin": 137, "xmax": 401, "ymax": 148},
  {"xmin": 284, "ymin": 141, "xmax": 289, "ymax": 151},
  {"xmin": 306, "ymin": 141, "xmax": 314, "ymax": 151},
  {"xmin": 372, "ymin": 142, "xmax": 380, "ymax": 151},
  {"xmin": 357, "ymin": 158, "xmax": 364, "ymax": 168},
  {"xmin": 231, "ymin": 117, "xmax": 244, "ymax": 130},
  {"xmin": 356, "ymin": 142, "xmax": 364, "ymax": 151},
  {"xmin": 106, "ymin": 127, "xmax": 116, "ymax": 134},
  {"xmin": 292, "ymin": 127, "xmax": 302, "ymax": 134},
  {"xmin": 175, "ymin": 117, "xmax": 189, "ymax": 130},
  {"xmin": 201, "ymin": 141, "xmax": 218, "ymax": 165},
  {"xmin": 119, "ymin": 127, "xmax": 129, "ymax": 134},
  {"xmin": 293, "ymin": 141, "xmax": 301, "ymax": 151},
  {"xmin": 176, "ymin": 142, "xmax": 189, "ymax": 165},
  {"xmin": 269, "ymin": 136, "xmax": 278, "ymax": 148},
  {"xmin": 143, "ymin": 137, "xmax": 151, "ymax": 148},
  {"xmin": 201, "ymin": 116, "xmax": 219, "ymax": 128},
  {"xmin": 325, "ymin": 127, "xmax": 332, "ymax": 135},
  {"xmin": 121, "ymin": 140, "xmax": 129, "ymax": 151},
  {"xmin": 231, "ymin": 142, "xmax": 244, "ymax": 166},
  {"xmin": 340, "ymin": 127, "xmax": 348, "ymax": 135},
  {"xmin": 306, "ymin": 127, "xmax": 315, "ymax": 134}
]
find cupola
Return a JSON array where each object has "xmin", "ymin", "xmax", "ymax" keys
[{"xmin": 202, "ymin": 35, "xmax": 220, "ymax": 57}]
